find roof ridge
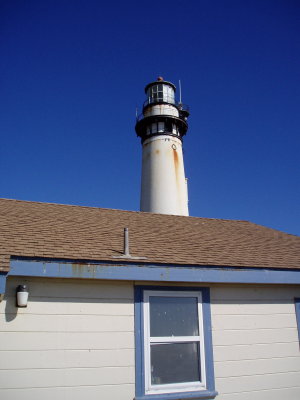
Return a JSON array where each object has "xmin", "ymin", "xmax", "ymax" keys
[{"xmin": 0, "ymin": 198, "xmax": 248, "ymax": 223}]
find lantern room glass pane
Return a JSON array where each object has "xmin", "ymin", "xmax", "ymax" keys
[
  {"xmin": 149, "ymin": 296, "xmax": 199, "ymax": 337},
  {"xmin": 164, "ymin": 84, "xmax": 175, "ymax": 103},
  {"xmin": 151, "ymin": 342, "xmax": 201, "ymax": 385},
  {"xmin": 151, "ymin": 85, "xmax": 163, "ymax": 102},
  {"xmin": 151, "ymin": 123, "xmax": 157, "ymax": 133},
  {"xmin": 148, "ymin": 84, "xmax": 174, "ymax": 103},
  {"xmin": 158, "ymin": 122, "xmax": 164, "ymax": 132}
]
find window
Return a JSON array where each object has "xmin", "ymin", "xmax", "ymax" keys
[
  {"xmin": 158, "ymin": 122, "xmax": 164, "ymax": 133},
  {"xmin": 151, "ymin": 84, "xmax": 164, "ymax": 102},
  {"xmin": 147, "ymin": 84, "xmax": 175, "ymax": 104},
  {"xmin": 172, "ymin": 123, "xmax": 179, "ymax": 135},
  {"xmin": 151, "ymin": 123, "xmax": 157, "ymax": 133},
  {"xmin": 145, "ymin": 121, "xmax": 179, "ymax": 136},
  {"xmin": 135, "ymin": 286, "xmax": 217, "ymax": 400}
]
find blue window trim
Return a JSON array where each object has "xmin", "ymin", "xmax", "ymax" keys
[
  {"xmin": 134, "ymin": 285, "xmax": 217, "ymax": 400},
  {"xmin": 295, "ymin": 298, "xmax": 300, "ymax": 341}
]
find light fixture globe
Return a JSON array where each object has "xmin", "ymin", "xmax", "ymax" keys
[{"xmin": 16, "ymin": 285, "xmax": 29, "ymax": 307}]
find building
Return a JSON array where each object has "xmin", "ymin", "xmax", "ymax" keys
[
  {"xmin": 135, "ymin": 77, "xmax": 190, "ymax": 216},
  {"xmin": 0, "ymin": 79, "xmax": 300, "ymax": 400}
]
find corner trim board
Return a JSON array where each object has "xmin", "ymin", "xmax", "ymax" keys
[
  {"xmin": 295, "ymin": 298, "xmax": 300, "ymax": 341},
  {"xmin": 0, "ymin": 273, "xmax": 8, "ymax": 296}
]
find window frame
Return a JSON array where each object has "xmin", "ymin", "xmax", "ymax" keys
[
  {"xmin": 147, "ymin": 84, "xmax": 175, "ymax": 104},
  {"xmin": 134, "ymin": 286, "xmax": 217, "ymax": 400},
  {"xmin": 146, "ymin": 121, "xmax": 180, "ymax": 137},
  {"xmin": 151, "ymin": 84, "xmax": 164, "ymax": 102}
]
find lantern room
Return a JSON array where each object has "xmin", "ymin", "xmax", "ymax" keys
[
  {"xmin": 144, "ymin": 77, "xmax": 176, "ymax": 106},
  {"xmin": 135, "ymin": 77, "xmax": 190, "ymax": 143}
]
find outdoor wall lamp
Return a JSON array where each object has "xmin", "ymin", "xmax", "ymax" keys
[{"xmin": 16, "ymin": 285, "xmax": 29, "ymax": 307}]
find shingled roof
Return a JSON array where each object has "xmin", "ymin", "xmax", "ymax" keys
[{"xmin": 0, "ymin": 198, "xmax": 299, "ymax": 272}]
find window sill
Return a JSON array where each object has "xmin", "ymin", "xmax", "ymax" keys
[{"xmin": 135, "ymin": 389, "xmax": 218, "ymax": 400}]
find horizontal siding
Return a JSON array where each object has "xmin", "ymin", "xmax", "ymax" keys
[
  {"xmin": 217, "ymin": 387, "xmax": 300, "ymax": 400},
  {"xmin": 213, "ymin": 313, "xmax": 296, "ymax": 330},
  {"xmin": 1, "ymin": 278, "xmax": 300, "ymax": 399},
  {"xmin": 211, "ymin": 284, "xmax": 300, "ymax": 399},
  {"xmin": 212, "ymin": 300, "xmax": 296, "ymax": 315},
  {"xmin": 0, "ymin": 349, "xmax": 134, "ymax": 370},
  {"xmin": 211, "ymin": 284, "xmax": 300, "ymax": 300},
  {"xmin": 3, "ymin": 296, "xmax": 133, "ymax": 315},
  {"xmin": 214, "ymin": 341, "xmax": 299, "ymax": 362},
  {"xmin": 0, "ymin": 384, "xmax": 134, "ymax": 400},
  {"xmin": 213, "ymin": 327, "xmax": 298, "ymax": 345},
  {"xmin": 215, "ymin": 357, "xmax": 300, "ymax": 377},
  {"xmin": 0, "ymin": 313, "xmax": 133, "ymax": 332},
  {"xmin": 0, "ymin": 276, "xmax": 135, "ymax": 400},
  {"xmin": 0, "ymin": 366, "xmax": 135, "ymax": 389},
  {"xmin": 217, "ymin": 371, "xmax": 300, "ymax": 393},
  {"xmin": 0, "ymin": 331, "xmax": 133, "ymax": 351},
  {"xmin": 4, "ymin": 276, "xmax": 133, "ymax": 299}
]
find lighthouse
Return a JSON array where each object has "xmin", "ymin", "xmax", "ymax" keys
[{"xmin": 135, "ymin": 77, "xmax": 190, "ymax": 216}]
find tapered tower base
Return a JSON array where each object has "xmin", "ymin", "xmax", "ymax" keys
[{"xmin": 140, "ymin": 135, "xmax": 188, "ymax": 216}]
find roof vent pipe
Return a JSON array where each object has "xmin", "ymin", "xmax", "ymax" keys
[
  {"xmin": 124, "ymin": 227, "xmax": 130, "ymax": 257},
  {"xmin": 112, "ymin": 227, "xmax": 147, "ymax": 260}
]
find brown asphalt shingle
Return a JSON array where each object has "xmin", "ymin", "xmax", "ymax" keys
[{"xmin": 0, "ymin": 198, "xmax": 299, "ymax": 272}]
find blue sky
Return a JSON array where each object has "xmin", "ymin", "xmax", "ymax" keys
[{"xmin": 1, "ymin": 0, "xmax": 299, "ymax": 235}]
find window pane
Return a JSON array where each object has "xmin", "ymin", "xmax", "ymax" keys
[
  {"xmin": 164, "ymin": 85, "xmax": 175, "ymax": 103},
  {"xmin": 151, "ymin": 123, "xmax": 157, "ymax": 133},
  {"xmin": 151, "ymin": 342, "xmax": 201, "ymax": 385},
  {"xmin": 163, "ymin": 85, "xmax": 169, "ymax": 100},
  {"xmin": 150, "ymin": 296, "xmax": 199, "ymax": 337},
  {"xmin": 166, "ymin": 121, "xmax": 172, "ymax": 132},
  {"xmin": 158, "ymin": 122, "xmax": 164, "ymax": 132}
]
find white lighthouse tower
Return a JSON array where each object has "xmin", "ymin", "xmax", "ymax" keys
[{"xmin": 135, "ymin": 77, "xmax": 190, "ymax": 216}]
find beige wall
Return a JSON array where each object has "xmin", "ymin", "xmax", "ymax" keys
[
  {"xmin": 0, "ymin": 276, "xmax": 135, "ymax": 400},
  {"xmin": 211, "ymin": 284, "xmax": 300, "ymax": 400},
  {"xmin": 0, "ymin": 277, "xmax": 300, "ymax": 400}
]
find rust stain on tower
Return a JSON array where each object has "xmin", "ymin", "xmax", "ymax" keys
[{"xmin": 173, "ymin": 148, "xmax": 179, "ymax": 179}]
